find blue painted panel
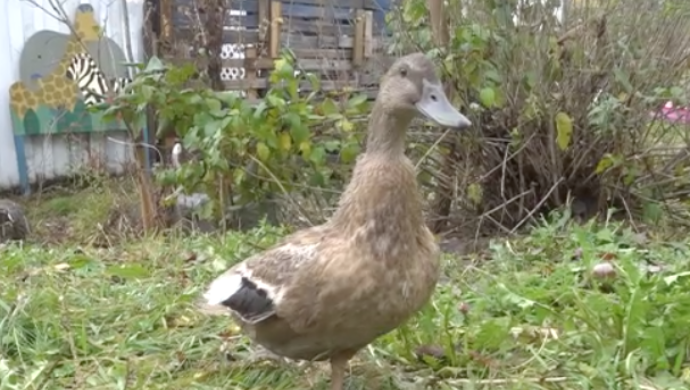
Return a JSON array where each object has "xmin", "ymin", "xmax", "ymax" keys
[{"xmin": 12, "ymin": 135, "xmax": 30, "ymax": 195}]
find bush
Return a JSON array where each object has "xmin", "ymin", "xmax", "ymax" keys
[
  {"xmin": 389, "ymin": 0, "xmax": 690, "ymax": 232},
  {"xmin": 98, "ymin": 51, "xmax": 371, "ymax": 228}
]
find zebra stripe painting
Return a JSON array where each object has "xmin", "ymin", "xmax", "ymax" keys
[{"xmin": 65, "ymin": 52, "xmax": 131, "ymax": 106}]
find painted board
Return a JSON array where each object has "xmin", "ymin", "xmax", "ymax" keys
[{"xmin": 8, "ymin": 3, "xmax": 132, "ymax": 136}]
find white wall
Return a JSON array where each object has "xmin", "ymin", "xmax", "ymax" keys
[{"xmin": 0, "ymin": 0, "xmax": 145, "ymax": 191}]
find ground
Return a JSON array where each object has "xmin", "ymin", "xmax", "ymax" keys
[{"xmin": 2, "ymin": 180, "xmax": 690, "ymax": 390}]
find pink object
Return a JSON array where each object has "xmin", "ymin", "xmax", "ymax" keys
[{"xmin": 650, "ymin": 100, "xmax": 690, "ymax": 124}]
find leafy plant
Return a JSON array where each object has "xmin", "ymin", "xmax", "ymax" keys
[
  {"xmin": 97, "ymin": 51, "xmax": 370, "ymax": 226},
  {"xmin": 387, "ymin": 0, "xmax": 690, "ymax": 230}
]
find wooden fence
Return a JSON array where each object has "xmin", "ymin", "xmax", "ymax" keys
[{"xmin": 158, "ymin": 0, "xmax": 391, "ymax": 99}]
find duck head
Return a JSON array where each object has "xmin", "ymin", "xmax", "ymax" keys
[{"xmin": 377, "ymin": 52, "xmax": 471, "ymax": 129}]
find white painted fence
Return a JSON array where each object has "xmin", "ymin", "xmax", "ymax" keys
[{"xmin": 0, "ymin": 0, "xmax": 145, "ymax": 191}]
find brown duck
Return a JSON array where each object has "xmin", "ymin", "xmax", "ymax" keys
[{"xmin": 200, "ymin": 52, "xmax": 471, "ymax": 390}]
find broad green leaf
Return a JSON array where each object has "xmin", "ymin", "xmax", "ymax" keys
[
  {"xmin": 140, "ymin": 85, "xmax": 155, "ymax": 101},
  {"xmin": 339, "ymin": 119, "xmax": 355, "ymax": 132},
  {"xmin": 479, "ymin": 87, "xmax": 496, "ymax": 108},
  {"xmin": 256, "ymin": 142, "xmax": 270, "ymax": 161},
  {"xmin": 285, "ymin": 112, "xmax": 302, "ymax": 129},
  {"xmin": 554, "ymin": 112, "xmax": 573, "ymax": 151},
  {"xmin": 273, "ymin": 58, "xmax": 287, "ymax": 72},
  {"xmin": 324, "ymin": 140, "xmax": 341, "ymax": 152},
  {"xmin": 144, "ymin": 56, "xmax": 166, "ymax": 73},
  {"xmin": 216, "ymin": 90, "xmax": 241, "ymax": 105},
  {"xmin": 279, "ymin": 132, "xmax": 292, "ymax": 151},
  {"xmin": 664, "ymin": 271, "xmax": 690, "ymax": 286},
  {"xmin": 233, "ymin": 167, "xmax": 246, "ymax": 185},
  {"xmin": 595, "ymin": 154, "xmax": 617, "ymax": 174},
  {"xmin": 309, "ymin": 146, "xmax": 326, "ymax": 165},
  {"xmin": 642, "ymin": 201, "xmax": 663, "ymax": 224},
  {"xmin": 340, "ymin": 142, "xmax": 360, "ymax": 163},
  {"xmin": 287, "ymin": 79, "xmax": 299, "ymax": 100},
  {"xmin": 204, "ymin": 121, "xmax": 219, "ymax": 137},
  {"xmin": 321, "ymin": 98, "xmax": 339, "ymax": 116},
  {"xmin": 205, "ymin": 97, "xmax": 222, "ymax": 112},
  {"xmin": 290, "ymin": 123, "xmax": 310, "ymax": 145},
  {"xmin": 273, "ymin": 57, "xmax": 294, "ymax": 79},
  {"xmin": 299, "ymin": 140, "xmax": 311, "ymax": 158},
  {"xmin": 347, "ymin": 94, "xmax": 368, "ymax": 110},
  {"xmin": 253, "ymin": 101, "xmax": 267, "ymax": 119},
  {"xmin": 266, "ymin": 94, "xmax": 285, "ymax": 108}
]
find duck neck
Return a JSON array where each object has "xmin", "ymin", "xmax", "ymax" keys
[
  {"xmin": 364, "ymin": 103, "xmax": 413, "ymax": 157},
  {"xmin": 329, "ymin": 103, "xmax": 424, "ymax": 236}
]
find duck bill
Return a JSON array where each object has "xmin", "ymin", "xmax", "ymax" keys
[{"xmin": 416, "ymin": 80, "xmax": 472, "ymax": 129}]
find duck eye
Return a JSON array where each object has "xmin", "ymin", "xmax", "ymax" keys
[
  {"xmin": 400, "ymin": 68, "xmax": 407, "ymax": 77},
  {"xmin": 430, "ymin": 94, "xmax": 437, "ymax": 102}
]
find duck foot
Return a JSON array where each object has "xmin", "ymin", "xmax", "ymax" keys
[{"xmin": 244, "ymin": 346, "xmax": 290, "ymax": 365}]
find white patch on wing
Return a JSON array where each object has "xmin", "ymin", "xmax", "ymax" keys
[
  {"xmin": 203, "ymin": 271, "xmax": 244, "ymax": 305},
  {"xmin": 204, "ymin": 263, "xmax": 284, "ymax": 307},
  {"xmin": 203, "ymin": 242, "xmax": 319, "ymax": 311}
]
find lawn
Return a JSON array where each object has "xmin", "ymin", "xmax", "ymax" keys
[{"xmin": 2, "ymin": 183, "xmax": 690, "ymax": 389}]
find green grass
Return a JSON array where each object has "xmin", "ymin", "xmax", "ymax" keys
[{"xmin": 3, "ymin": 187, "xmax": 690, "ymax": 389}]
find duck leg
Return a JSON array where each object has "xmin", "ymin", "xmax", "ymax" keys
[
  {"xmin": 329, "ymin": 350, "xmax": 356, "ymax": 390},
  {"xmin": 329, "ymin": 356, "xmax": 347, "ymax": 390}
]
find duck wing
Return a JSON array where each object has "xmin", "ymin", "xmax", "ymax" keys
[{"xmin": 199, "ymin": 229, "xmax": 324, "ymax": 324}]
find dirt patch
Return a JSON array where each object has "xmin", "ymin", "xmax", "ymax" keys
[{"xmin": 7, "ymin": 177, "xmax": 143, "ymax": 246}]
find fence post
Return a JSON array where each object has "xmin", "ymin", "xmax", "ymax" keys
[
  {"xmin": 244, "ymin": 46, "xmax": 258, "ymax": 100},
  {"xmin": 364, "ymin": 10, "xmax": 373, "ymax": 59},
  {"xmin": 353, "ymin": 9, "xmax": 366, "ymax": 67},
  {"xmin": 258, "ymin": 0, "xmax": 269, "ymax": 51},
  {"xmin": 269, "ymin": 1, "xmax": 282, "ymax": 58}
]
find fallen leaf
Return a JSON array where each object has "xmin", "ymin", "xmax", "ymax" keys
[{"xmin": 54, "ymin": 263, "xmax": 70, "ymax": 271}]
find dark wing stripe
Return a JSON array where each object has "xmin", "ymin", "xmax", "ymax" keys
[{"xmin": 221, "ymin": 277, "xmax": 276, "ymax": 323}]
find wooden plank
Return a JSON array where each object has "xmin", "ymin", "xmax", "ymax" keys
[
  {"xmin": 269, "ymin": 0, "xmax": 380, "ymax": 9},
  {"xmin": 352, "ymin": 9, "xmax": 365, "ymax": 67},
  {"xmin": 282, "ymin": 3, "xmax": 353, "ymax": 19},
  {"xmin": 223, "ymin": 0, "xmax": 381, "ymax": 12},
  {"xmin": 364, "ymin": 10, "xmax": 373, "ymax": 58},
  {"xmin": 161, "ymin": 0, "xmax": 174, "ymax": 40},
  {"xmin": 220, "ymin": 58, "xmax": 354, "ymax": 71},
  {"xmin": 172, "ymin": 0, "xmax": 384, "ymax": 14},
  {"xmin": 282, "ymin": 34, "xmax": 387, "ymax": 50},
  {"xmin": 292, "ymin": 48, "xmax": 352, "ymax": 59},
  {"xmin": 269, "ymin": 1, "xmax": 282, "ymax": 57},
  {"xmin": 245, "ymin": 46, "xmax": 258, "ymax": 99},
  {"xmin": 172, "ymin": 12, "xmax": 364, "ymax": 31},
  {"xmin": 175, "ymin": 27, "xmax": 388, "ymax": 49},
  {"xmin": 173, "ymin": 9, "xmax": 260, "ymax": 28},
  {"xmin": 222, "ymin": 76, "xmax": 379, "ymax": 90},
  {"xmin": 258, "ymin": 0, "xmax": 269, "ymax": 45},
  {"xmin": 175, "ymin": 27, "xmax": 259, "ymax": 43},
  {"xmin": 281, "ymin": 19, "xmax": 355, "ymax": 36}
]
